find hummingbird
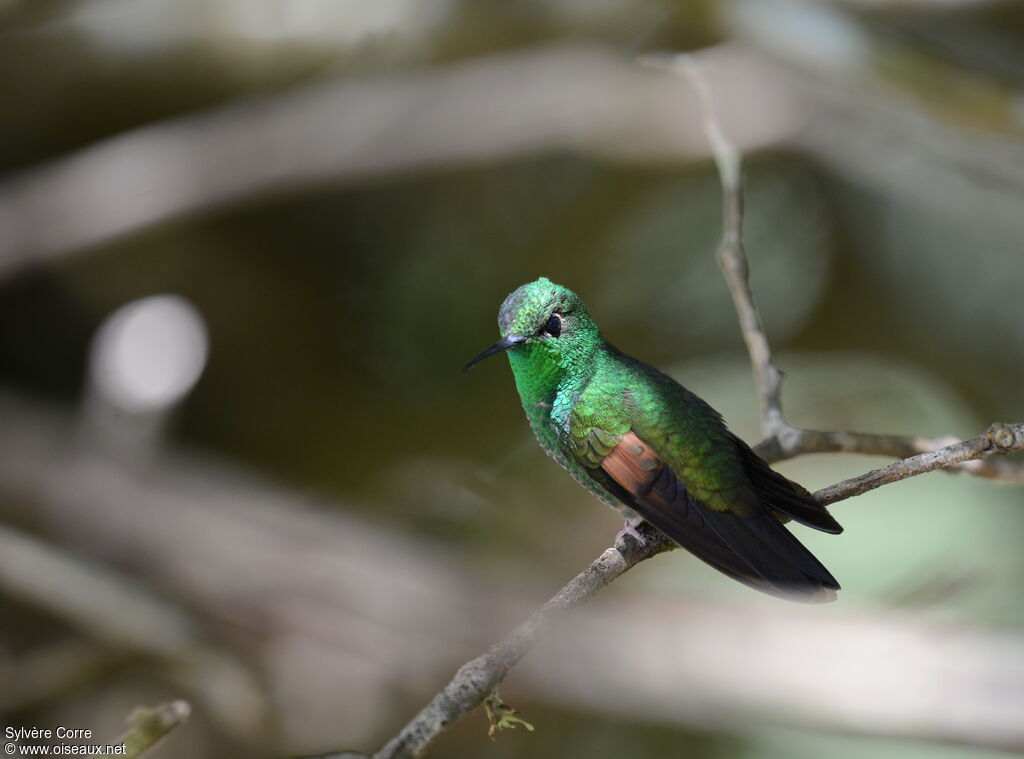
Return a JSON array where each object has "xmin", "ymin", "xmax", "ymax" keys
[{"xmin": 465, "ymin": 277, "xmax": 842, "ymax": 602}]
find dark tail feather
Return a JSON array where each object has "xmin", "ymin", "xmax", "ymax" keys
[{"xmin": 733, "ymin": 434, "xmax": 844, "ymax": 534}]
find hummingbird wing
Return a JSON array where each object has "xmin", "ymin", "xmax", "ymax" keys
[
  {"xmin": 561, "ymin": 346, "xmax": 840, "ymax": 601},
  {"xmin": 591, "ymin": 429, "xmax": 839, "ymax": 602}
]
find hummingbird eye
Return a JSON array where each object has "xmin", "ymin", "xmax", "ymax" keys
[{"xmin": 541, "ymin": 313, "xmax": 562, "ymax": 338}]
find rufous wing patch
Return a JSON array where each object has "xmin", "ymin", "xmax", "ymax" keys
[{"xmin": 600, "ymin": 430, "xmax": 665, "ymax": 498}]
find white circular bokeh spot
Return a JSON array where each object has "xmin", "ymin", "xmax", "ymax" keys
[{"xmin": 90, "ymin": 294, "xmax": 209, "ymax": 413}]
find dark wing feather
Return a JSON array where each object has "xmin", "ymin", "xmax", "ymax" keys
[
  {"xmin": 731, "ymin": 434, "xmax": 843, "ymax": 534},
  {"xmin": 597, "ymin": 431, "xmax": 839, "ymax": 602}
]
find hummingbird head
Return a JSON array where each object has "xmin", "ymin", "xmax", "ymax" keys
[{"xmin": 464, "ymin": 277, "xmax": 600, "ymax": 372}]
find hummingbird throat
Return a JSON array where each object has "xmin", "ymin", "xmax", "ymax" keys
[{"xmin": 506, "ymin": 342, "xmax": 588, "ymax": 433}]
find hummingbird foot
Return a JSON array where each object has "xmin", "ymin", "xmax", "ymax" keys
[{"xmin": 615, "ymin": 520, "xmax": 649, "ymax": 550}]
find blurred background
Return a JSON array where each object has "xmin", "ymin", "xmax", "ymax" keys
[{"xmin": 2, "ymin": 0, "xmax": 1024, "ymax": 757}]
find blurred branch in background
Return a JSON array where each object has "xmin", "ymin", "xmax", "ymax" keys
[
  {"xmin": 0, "ymin": 44, "xmax": 798, "ymax": 279},
  {"xmin": 729, "ymin": 0, "xmax": 1024, "ymax": 228},
  {"xmin": 2, "ymin": 26, "xmax": 1023, "ymax": 281},
  {"xmin": 0, "ymin": 522, "xmax": 264, "ymax": 738},
  {"xmin": 828, "ymin": 1, "xmax": 999, "ymax": 6},
  {"xmin": 0, "ymin": 387, "xmax": 498, "ymax": 752},
  {"xmin": 0, "ymin": 640, "xmax": 125, "ymax": 715}
]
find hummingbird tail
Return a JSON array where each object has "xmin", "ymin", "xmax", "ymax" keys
[{"xmin": 733, "ymin": 435, "xmax": 844, "ymax": 535}]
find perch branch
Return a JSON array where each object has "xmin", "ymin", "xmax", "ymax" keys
[{"xmin": 369, "ymin": 525, "xmax": 674, "ymax": 759}]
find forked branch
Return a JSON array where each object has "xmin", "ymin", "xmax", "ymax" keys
[{"xmin": 333, "ymin": 52, "xmax": 1024, "ymax": 759}]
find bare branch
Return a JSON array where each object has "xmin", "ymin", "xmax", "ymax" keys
[
  {"xmin": 640, "ymin": 52, "xmax": 785, "ymax": 437},
  {"xmin": 754, "ymin": 428, "xmax": 922, "ymax": 463},
  {"xmin": 814, "ymin": 423, "xmax": 1024, "ymax": 505},
  {"xmin": 372, "ymin": 526, "xmax": 674, "ymax": 759},
  {"xmin": 754, "ymin": 426, "xmax": 1024, "ymax": 482}
]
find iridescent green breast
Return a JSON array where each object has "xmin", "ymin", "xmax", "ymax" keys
[{"xmin": 506, "ymin": 346, "xmax": 623, "ymax": 508}]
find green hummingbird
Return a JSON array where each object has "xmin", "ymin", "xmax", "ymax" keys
[{"xmin": 465, "ymin": 277, "xmax": 842, "ymax": 602}]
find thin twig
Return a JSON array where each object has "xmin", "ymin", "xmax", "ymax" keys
[
  {"xmin": 640, "ymin": 52, "xmax": 784, "ymax": 437},
  {"xmin": 686, "ymin": 58, "xmax": 787, "ymax": 437}
]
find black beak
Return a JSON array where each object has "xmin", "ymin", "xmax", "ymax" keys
[{"xmin": 463, "ymin": 335, "xmax": 527, "ymax": 372}]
